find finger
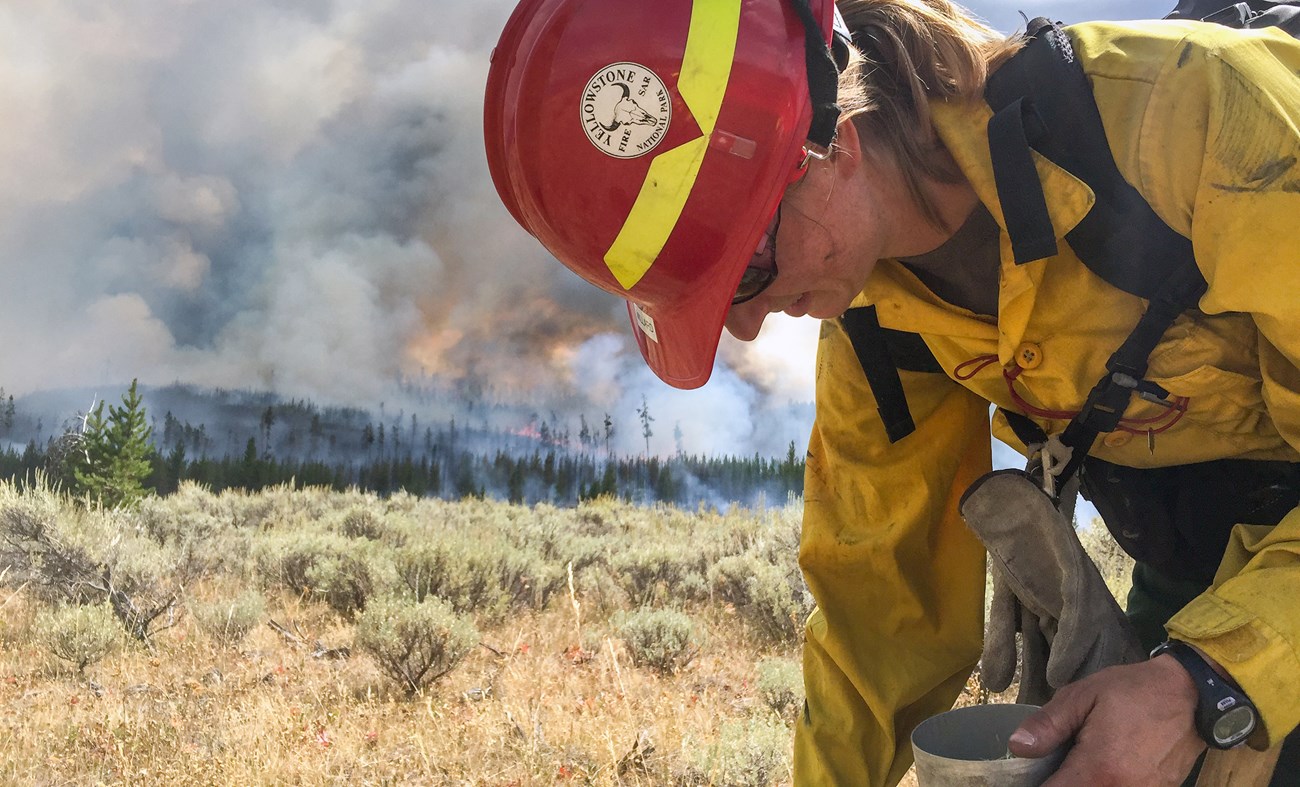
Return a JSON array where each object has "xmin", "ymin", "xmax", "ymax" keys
[
  {"xmin": 1045, "ymin": 610, "xmax": 1088, "ymax": 689},
  {"xmin": 981, "ymin": 576, "xmax": 1018, "ymax": 691},
  {"xmin": 1010, "ymin": 686, "xmax": 1095, "ymax": 758},
  {"xmin": 1017, "ymin": 610, "xmax": 1053, "ymax": 706},
  {"xmin": 1039, "ymin": 745, "xmax": 1095, "ymax": 787}
]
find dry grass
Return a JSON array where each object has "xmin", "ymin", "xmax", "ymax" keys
[
  {"xmin": 0, "ymin": 580, "xmax": 798, "ymax": 786},
  {"xmin": 0, "ymin": 481, "xmax": 1134, "ymax": 787}
]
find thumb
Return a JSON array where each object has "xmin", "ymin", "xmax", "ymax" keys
[{"xmin": 1009, "ymin": 692, "xmax": 1091, "ymax": 758}]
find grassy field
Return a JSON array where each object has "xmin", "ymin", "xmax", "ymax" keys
[
  {"xmin": 0, "ymin": 482, "xmax": 816, "ymax": 785},
  {"xmin": 0, "ymin": 481, "xmax": 1130, "ymax": 786},
  {"xmin": 1, "ymin": 594, "xmax": 802, "ymax": 784}
]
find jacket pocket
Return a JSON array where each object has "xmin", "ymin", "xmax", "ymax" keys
[
  {"xmin": 1144, "ymin": 312, "xmax": 1266, "ymax": 435},
  {"xmin": 1148, "ymin": 363, "xmax": 1268, "ymax": 435}
]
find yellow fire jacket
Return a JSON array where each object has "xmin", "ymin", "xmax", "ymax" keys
[{"xmin": 794, "ymin": 20, "xmax": 1300, "ymax": 786}]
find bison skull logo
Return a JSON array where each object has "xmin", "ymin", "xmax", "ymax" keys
[{"xmin": 581, "ymin": 62, "xmax": 672, "ymax": 159}]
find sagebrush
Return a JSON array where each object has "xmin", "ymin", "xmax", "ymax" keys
[
  {"xmin": 0, "ymin": 477, "xmax": 1135, "ymax": 786},
  {"xmin": 354, "ymin": 594, "xmax": 480, "ymax": 696},
  {"xmin": 33, "ymin": 601, "xmax": 121, "ymax": 673}
]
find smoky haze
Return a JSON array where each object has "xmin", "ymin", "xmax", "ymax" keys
[
  {"xmin": 0, "ymin": 0, "xmax": 814, "ymax": 458},
  {"xmin": 1, "ymin": 0, "xmax": 545, "ymax": 397},
  {"xmin": 0, "ymin": 0, "xmax": 1173, "ymax": 459}
]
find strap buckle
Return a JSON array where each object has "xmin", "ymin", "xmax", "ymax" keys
[{"xmin": 1032, "ymin": 435, "xmax": 1075, "ymax": 499}]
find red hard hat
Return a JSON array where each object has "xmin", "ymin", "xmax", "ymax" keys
[{"xmin": 485, "ymin": 0, "xmax": 843, "ymax": 389}]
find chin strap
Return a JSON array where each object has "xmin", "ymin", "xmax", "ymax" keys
[{"xmin": 787, "ymin": 0, "xmax": 852, "ymax": 152}]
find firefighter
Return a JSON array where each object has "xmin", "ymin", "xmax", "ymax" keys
[{"xmin": 484, "ymin": 0, "xmax": 1300, "ymax": 783}]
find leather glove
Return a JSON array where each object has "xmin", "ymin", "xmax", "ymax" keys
[
  {"xmin": 983, "ymin": 567, "xmax": 1054, "ymax": 704},
  {"xmin": 960, "ymin": 469, "xmax": 1145, "ymax": 702}
]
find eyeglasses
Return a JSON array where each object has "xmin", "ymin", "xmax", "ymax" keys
[
  {"xmin": 732, "ymin": 206, "xmax": 781, "ymax": 305},
  {"xmin": 730, "ymin": 144, "xmax": 828, "ymax": 306}
]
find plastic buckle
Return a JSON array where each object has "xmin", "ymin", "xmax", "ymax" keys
[{"xmin": 1076, "ymin": 373, "xmax": 1135, "ymax": 433}]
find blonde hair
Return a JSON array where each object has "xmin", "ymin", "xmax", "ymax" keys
[{"xmin": 835, "ymin": 0, "xmax": 1022, "ymax": 228}]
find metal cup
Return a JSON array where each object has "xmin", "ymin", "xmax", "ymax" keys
[{"xmin": 911, "ymin": 704, "xmax": 1067, "ymax": 786}]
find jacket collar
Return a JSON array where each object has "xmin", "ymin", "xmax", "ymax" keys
[{"xmin": 858, "ymin": 99, "xmax": 1096, "ymax": 365}]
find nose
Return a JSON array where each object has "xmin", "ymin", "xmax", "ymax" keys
[{"xmin": 724, "ymin": 298, "xmax": 771, "ymax": 341}]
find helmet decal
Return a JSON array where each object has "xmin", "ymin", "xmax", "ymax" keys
[
  {"xmin": 601, "ymin": 0, "xmax": 741, "ymax": 290},
  {"xmin": 632, "ymin": 303, "xmax": 660, "ymax": 343},
  {"xmin": 581, "ymin": 63, "xmax": 672, "ymax": 159}
]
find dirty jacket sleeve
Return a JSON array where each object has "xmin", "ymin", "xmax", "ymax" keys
[
  {"xmin": 793, "ymin": 317, "xmax": 992, "ymax": 786},
  {"xmin": 1106, "ymin": 24, "xmax": 1300, "ymax": 745}
]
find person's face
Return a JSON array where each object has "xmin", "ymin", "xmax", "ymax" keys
[{"xmin": 723, "ymin": 120, "xmax": 892, "ymax": 342}]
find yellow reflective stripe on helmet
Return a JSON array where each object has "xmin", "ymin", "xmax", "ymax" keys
[
  {"xmin": 603, "ymin": 138, "xmax": 709, "ymax": 289},
  {"xmin": 603, "ymin": 0, "xmax": 740, "ymax": 291},
  {"xmin": 678, "ymin": 0, "xmax": 739, "ymax": 136}
]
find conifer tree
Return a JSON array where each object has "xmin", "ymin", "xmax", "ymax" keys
[
  {"xmin": 637, "ymin": 396, "xmax": 654, "ymax": 455},
  {"xmin": 507, "ymin": 459, "xmax": 525, "ymax": 504},
  {"xmin": 72, "ymin": 379, "xmax": 155, "ymax": 508},
  {"xmin": 163, "ymin": 441, "xmax": 187, "ymax": 495},
  {"xmin": 260, "ymin": 406, "xmax": 275, "ymax": 453},
  {"xmin": 0, "ymin": 389, "xmax": 13, "ymax": 433}
]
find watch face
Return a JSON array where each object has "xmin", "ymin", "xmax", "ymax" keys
[{"xmin": 1213, "ymin": 706, "xmax": 1256, "ymax": 747}]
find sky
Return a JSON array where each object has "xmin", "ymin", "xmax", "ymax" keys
[{"xmin": 0, "ymin": 0, "xmax": 1176, "ymax": 457}]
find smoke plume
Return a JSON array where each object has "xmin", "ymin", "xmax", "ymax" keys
[{"xmin": 0, "ymin": 0, "xmax": 1168, "ymax": 458}]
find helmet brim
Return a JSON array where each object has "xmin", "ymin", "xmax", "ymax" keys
[{"xmin": 625, "ymin": 270, "xmax": 738, "ymax": 390}]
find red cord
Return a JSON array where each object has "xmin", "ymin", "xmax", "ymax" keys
[
  {"xmin": 956, "ymin": 353, "xmax": 1190, "ymax": 435},
  {"xmin": 955, "ymin": 354, "xmax": 999, "ymax": 380},
  {"xmin": 1115, "ymin": 398, "xmax": 1188, "ymax": 435}
]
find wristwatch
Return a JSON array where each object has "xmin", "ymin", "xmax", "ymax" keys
[{"xmin": 1150, "ymin": 639, "xmax": 1257, "ymax": 749}]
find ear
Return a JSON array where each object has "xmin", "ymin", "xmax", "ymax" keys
[{"xmin": 831, "ymin": 116, "xmax": 864, "ymax": 177}]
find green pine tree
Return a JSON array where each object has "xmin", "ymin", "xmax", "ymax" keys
[
  {"xmin": 636, "ymin": 396, "xmax": 654, "ymax": 456},
  {"xmin": 72, "ymin": 379, "xmax": 155, "ymax": 508},
  {"xmin": 0, "ymin": 390, "xmax": 13, "ymax": 433}
]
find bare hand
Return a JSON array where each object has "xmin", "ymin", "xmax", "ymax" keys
[{"xmin": 1008, "ymin": 655, "xmax": 1207, "ymax": 785}]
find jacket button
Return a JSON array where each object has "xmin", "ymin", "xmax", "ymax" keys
[
  {"xmin": 1015, "ymin": 342, "xmax": 1044, "ymax": 370},
  {"xmin": 1103, "ymin": 431, "xmax": 1132, "ymax": 448}
]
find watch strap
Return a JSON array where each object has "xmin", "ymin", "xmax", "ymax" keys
[{"xmin": 1151, "ymin": 639, "xmax": 1256, "ymax": 749}]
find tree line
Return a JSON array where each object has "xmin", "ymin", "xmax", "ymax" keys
[{"xmin": 0, "ymin": 381, "xmax": 805, "ymax": 508}]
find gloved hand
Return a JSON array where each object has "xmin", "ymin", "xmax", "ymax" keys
[{"xmin": 960, "ymin": 469, "xmax": 1145, "ymax": 704}]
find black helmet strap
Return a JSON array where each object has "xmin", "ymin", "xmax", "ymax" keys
[{"xmin": 788, "ymin": 0, "xmax": 851, "ymax": 151}]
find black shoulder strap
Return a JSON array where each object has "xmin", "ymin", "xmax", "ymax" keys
[
  {"xmin": 983, "ymin": 19, "xmax": 1216, "ymax": 488},
  {"xmin": 984, "ymin": 19, "xmax": 1206, "ymax": 305},
  {"xmin": 1053, "ymin": 264, "xmax": 1207, "ymax": 481},
  {"xmin": 1001, "ymin": 407, "xmax": 1048, "ymax": 449},
  {"xmin": 841, "ymin": 306, "xmax": 943, "ymax": 444}
]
